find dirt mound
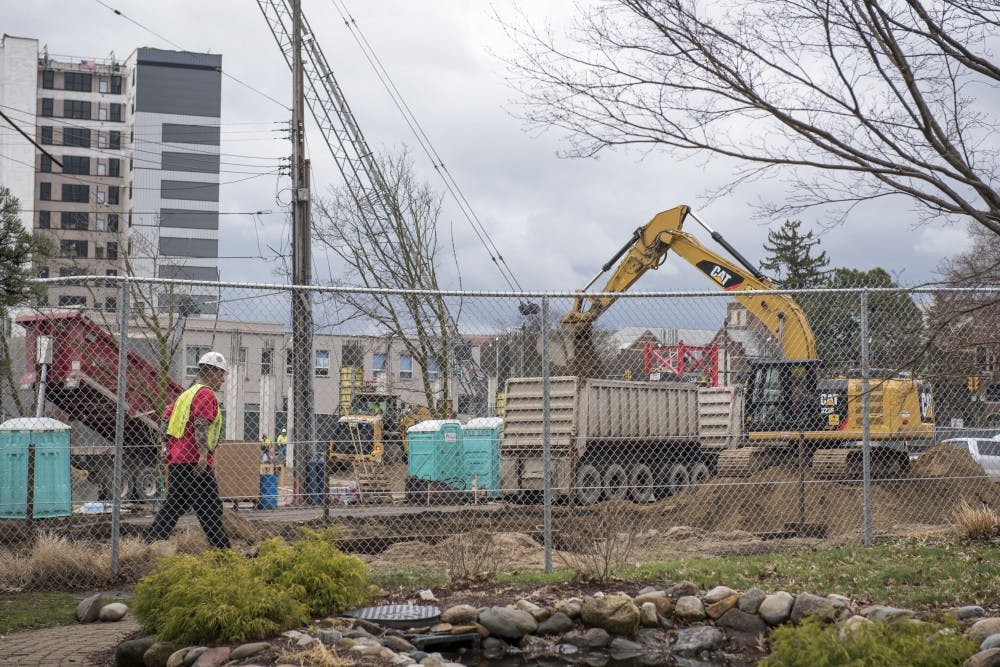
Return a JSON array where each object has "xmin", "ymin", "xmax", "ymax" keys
[{"xmin": 911, "ymin": 443, "xmax": 988, "ymax": 478}]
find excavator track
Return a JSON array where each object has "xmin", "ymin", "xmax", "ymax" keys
[
  {"xmin": 716, "ymin": 448, "xmax": 770, "ymax": 477},
  {"xmin": 811, "ymin": 447, "xmax": 909, "ymax": 480}
]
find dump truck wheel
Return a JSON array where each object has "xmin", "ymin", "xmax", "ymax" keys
[
  {"xmin": 574, "ymin": 464, "xmax": 602, "ymax": 505},
  {"xmin": 602, "ymin": 463, "xmax": 629, "ymax": 502},
  {"xmin": 628, "ymin": 463, "xmax": 655, "ymax": 503},
  {"xmin": 666, "ymin": 463, "xmax": 690, "ymax": 495},
  {"xmin": 689, "ymin": 462, "xmax": 711, "ymax": 486},
  {"xmin": 132, "ymin": 465, "xmax": 160, "ymax": 500}
]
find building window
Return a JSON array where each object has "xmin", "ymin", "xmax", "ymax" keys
[
  {"xmin": 61, "ymin": 184, "xmax": 89, "ymax": 202},
  {"xmin": 110, "ymin": 103, "xmax": 122, "ymax": 122},
  {"xmin": 97, "ymin": 190, "xmax": 106, "ymax": 204},
  {"xmin": 261, "ymin": 348, "xmax": 273, "ymax": 375},
  {"xmin": 40, "ymin": 126, "xmax": 53, "ymax": 145},
  {"xmin": 98, "ymin": 134, "xmax": 108, "ymax": 149},
  {"xmin": 40, "ymin": 154, "xmax": 52, "ymax": 173},
  {"xmin": 425, "ymin": 358, "xmax": 440, "ymax": 381},
  {"xmin": 60, "ymin": 212, "xmax": 89, "ymax": 230},
  {"xmin": 106, "ymin": 269, "xmax": 118, "ymax": 277},
  {"xmin": 39, "ymin": 182, "xmax": 51, "ymax": 201},
  {"xmin": 95, "ymin": 246, "xmax": 105, "ymax": 259},
  {"xmin": 285, "ymin": 349, "xmax": 294, "ymax": 375},
  {"xmin": 109, "ymin": 158, "xmax": 120, "ymax": 177},
  {"xmin": 315, "ymin": 350, "xmax": 330, "ymax": 377},
  {"xmin": 38, "ymin": 211, "xmax": 50, "ymax": 229},
  {"xmin": 185, "ymin": 346, "xmax": 211, "ymax": 376},
  {"xmin": 63, "ymin": 155, "xmax": 90, "ymax": 175},
  {"xmin": 58, "ymin": 295, "xmax": 87, "ymax": 307},
  {"xmin": 99, "ymin": 79, "xmax": 109, "ymax": 94},
  {"xmin": 399, "ymin": 354, "xmax": 413, "ymax": 379},
  {"xmin": 37, "ymin": 267, "xmax": 49, "ymax": 279},
  {"xmin": 108, "ymin": 213, "xmax": 119, "ymax": 232},
  {"xmin": 373, "ymin": 353, "xmax": 387, "ymax": 377},
  {"xmin": 42, "ymin": 69, "xmax": 54, "ymax": 89},
  {"xmin": 109, "ymin": 131, "xmax": 121, "ymax": 150},
  {"xmin": 108, "ymin": 186, "xmax": 119, "ymax": 205},
  {"xmin": 41, "ymin": 98, "xmax": 53, "ymax": 117},
  {"xmin": 105, "ymin": 297, "xmax": 117, "ymax": 312},
  {"xmin": 63, "ymin": 72, "xmax": 92, "ymax": 92},
  {"xmin": 238, "ymin": 347, "xmax": 247, "ymax": 365},
  {"xmin": 59, "ymin": 239, "xmax": 88, "ymax": 258},
  {"xmin": 110, "ymin": 75, "xmax": 122, "ymax": 94},
  {"xmin": 97, "ymin": 216, "xmax": 105, "ymax": 231},
  {"xmin": 107, "ymin": 242, "xmax": 118, "ymax": 260},
  {"xmin": 98, "ymin": 107, "xmax": 108, "ymax": 121},
  {"xmin": 97, "ymin": 162, "xmax": 107, "ymax": 176},
  {"xmin": 63, "ymin": 99, "xmax": 91, "ymax": 120},
  {"xmin": 63, "ymin": 127, "xmax": 91, "ymax": 147}
]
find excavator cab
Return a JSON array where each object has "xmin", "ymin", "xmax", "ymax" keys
[{"xmin": 744, "ymin": 360, "xmax": 825, "ymax": 434}]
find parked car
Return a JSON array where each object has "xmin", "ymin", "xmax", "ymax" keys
[{"xmin": 940, "ymin": 437, "xmax": 1000, "ymax": 480}]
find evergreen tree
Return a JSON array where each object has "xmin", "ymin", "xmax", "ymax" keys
[{"xmin": 759, "ymin": 220, "xmax": 829, "ymax": 288}]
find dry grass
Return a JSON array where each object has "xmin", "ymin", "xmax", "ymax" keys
[
  {"xmin": 953, "ymin": 499, "xmax": 1000, "ymax": 541},
  {"xmin": 557, "ymin": 501, "xmax": 652, "ymax": 581},
  {"xmin": 440, "ymin": 529, "xmax": 502, "ymax": 581},
  {"xmin": 277, "ymin": 641, "xmax": 348, "ymax": 667}
]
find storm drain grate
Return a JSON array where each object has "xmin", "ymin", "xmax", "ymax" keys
[{"xmin": 344, "ymin": 604, "xmax": 441, "ymax": 629}]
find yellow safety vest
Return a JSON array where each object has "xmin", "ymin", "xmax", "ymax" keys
[
  {"xmin": 166, "ymin": 383, "xmax": 223, "ymax": 451},
  {"xmin": 276, "ymin": 434, "xmax": 287, "ymax": 445}
]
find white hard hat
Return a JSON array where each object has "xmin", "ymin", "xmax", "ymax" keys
[
  {"xmin": 198, "ymin": 351, "xmax": 228, "ymax": 372},
  {"xmin": 281, "ymin": 428, "xmax": 287, "ymax": 433}
]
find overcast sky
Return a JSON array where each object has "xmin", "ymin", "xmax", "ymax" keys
[{"xmin": 4, "ymin": 0, "xmax": 976, "ymax": 296}]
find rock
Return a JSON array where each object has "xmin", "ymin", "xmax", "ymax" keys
[
  {"xmin": 76, "ymin": 593, "xmax": 103, "ymax": 623},
  {"xmin": 969, "ymin": 619, "xmax": 1000, "ymax": 645},
  {"xmin": 447, "ymin": 624, "xmax": 480, "ymax": 635},
  {"xmin": 191, "ymin": 647, "xmax": 229, "ymax": 667},
  {"xmin": 861, "ymin": 605, "xmax": 914, "ymax": 623},
  {"xmin": 228, "ymin": 642, "xmax": 270, "ymax": 661},
  {"xmin": 143, "ymin": 641, "xmax": 176, "ymax": 667},
  {"xmin": 668, "ymin": 581, "xmax": 700, "ymax": 599},
  {"xmin": 982, "ymin": 634, "xmax": 1000, "ymax": 651},
  {"xmin": 639, "ymin": 602, "xmax": 658, "ymax": 627},
  {"xmin": 839, "ymin": 615, "xmax": 872, "ymax": 640},
  {"xmin": 791, "ymin": 592, "xmax": 836, "ymax": 624},
  {"xmin": 478, "ymin": 606, "xmax": 537, "ymax": 641},
  {"xmin": 164, "ymin": 648, "xmax": 189, "ymax": 667},
  {"xmin": 718, "ymin": 608, "xmax": 767, "ymax": 634},
  {"xmin": 430, "ymin": 623, "xmax": 453, "ymax": 633},
  {"xmin": 115, "ymin": 637, "xmax": 156, "ymax": 667},
  {"xmin": 583, "ymin": 627, "xmax": 611, "ymax": 648},
  {"xmin": 100, "ymin": 602, "xmax": 129, "ymax": 622},
  {"xmin": 391, "ymin": 655, "xmax": 416, "ymax": 665},
  {"xmin": 637, "ymin": 586, "xmax": 659, "ymax": 596},
  {"xmin": 296, "ymin": 634, "xmax": 316, "ymax": 648},
  {"xmin": 521, "ymin": 634, "xmax": 556, "ymax": 657},
  {"xmin": 738, "ymin": 587, "xmax": 767, "ymax": 615},
  {"xmin": 759, "ymin": 592, "xmax": 795, "ymax": 626},
  {"xmin": 344, "ymin": 628, "xmax": 373, "ymax": 639},
  {"xmin": 965, "ymin": 648, "xmax": 1000, "ymax": 667},
  {"xmin": 410, "ymin": 651, "xmax": 430, "ymax": 662},
  {"xmin": 673, "ymin": 596, "xmax": 706, "ymax": 621},
  {"xmin": 417, "ymin": 589, "xmax": 437, "ymax": 602},
  {"xmin": 481, "ymin": 637, "xmax": 507, "ymax": 659},
  {"xmin": 556, "ymin": 597, "xmax": 583, "ymax": 619},
  {"xmin": 581, "ymin": 595, "xmax": 640, "ymax": 637},
  {"xmin": 182, "ymin": 647, "xmax": 207, "ymax": 666},
  {"xmin": 955, "ymin": 606, "xmax": 988, "ymax": 621},
  {"xmin": 703, "ymin": 585, "xmax": 737, "ymax": 604},
  {"xmin": 317, "ymin": 629, "xmax": 342, "ymax": 645},
  {"xmin": 634, "ymin": 594, "xmax": 673, "ymax": 617},
  {"xmin": 516, "ymin": 599, "xmax": 548, "ymax": 620},
  {"xmin": 558, "ymin": 643, "xmax": 580, "ymax": 655},
  {"xmin": 706, "ymin": 594, "xmax": 739, "ymax": 620},
  {"xmin": 281, "ymin": 630, "xmax": 305, "ymax": 640},
  {"xmin": 827, "ymin": 594, "xmax": 852, "ymax": 611},
  {"xmin": 440, "ymin": 604, "xmax": 478, "ymax": 625},
  {"xmin": 537, "ymin": 612, "xmax": 574, "ymax": 635},
  {"xmin": 609, "ymin": 637, "xmax": 644, "ymax": 658},
  {"xmin": 673, "ymin": 626, "xmax": 724, "ymax": 655}
]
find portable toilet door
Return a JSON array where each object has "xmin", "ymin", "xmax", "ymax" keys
[
  {"xmin": 407, "ymin": 419, "xmax": 464, "ymax": 488},
  {"xmin": 438, "ymin": 421, "xmax": 464, "ymax": 489},
  {"xmin": 0, "ymin": 417, "xmax": 72, "ymax": 519},
  {"xmin": 462, "ymin": 417, "xmax": 503, "ymax": 498}
]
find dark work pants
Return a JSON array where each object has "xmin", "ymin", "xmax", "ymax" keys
[{"xmin": 146, "ymin": 463, "xmax": 231, "ymax": 549}]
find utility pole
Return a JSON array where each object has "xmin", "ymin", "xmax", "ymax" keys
[{"xmin": 290, "ymin": 0, "xmax": 317, "ymax": 503}]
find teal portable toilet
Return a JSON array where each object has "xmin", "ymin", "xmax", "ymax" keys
[
  {"xmin": 462, "ymin": 417, "xmax": 503, "ymax": 499},
  {"xmin": 406, "ymin": 420, "xmax": 464, "ymax": 489},
  {"xmin": 0, "ymin": 418, "xmax": 72, "ymax": 519}
]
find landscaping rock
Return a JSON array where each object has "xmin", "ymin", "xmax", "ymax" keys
[
  {"xmin": 861, "ymin": 605, "xmax": 914, "ymax": 623},
  {"xmin": 184, "ymin": 647, "xmax": 208, "ymax": 665},
  {"xmin": 839, "ymin": 615, "xmax": 872, "ymax": 640},
  {"xmin": 481, "ymin": 638, "xmax": 506, "ymax": 659},
  {"xmin": 964, "ymin": 648, "xmax": 1000, "ymax": 667},
  {"xmin": 520, "ymin": 634, "xmax": 557, "ymax": 658},
  {"xmin": 555, "ymin": 597, "xmax": 583, "ymax": 619},
  {"xmin": 717, "ymin": 608, "xmax": 767, "ymax": 634},
  {"xmin": 115, "ymin": 636, "xmax": 156, "ymax": 667},
  {"xmin": 564, "ymin": 627, "xmax": 611, "ymax": 648},
  {"xmin": 791, "ymin": 592, "xmax": 836, "ymax": 624},
  {"xmin": 703, "ymin": 585, "xmax": 737, "ymax": 604},
  {"xmin": 516, "ymin": 599, "xmax": 548, "ymax": 620},
  {"xmin": 634, "ymin": 594, "xmax": 672, "ymax": 617},
  {"xmin": 581, "ymin": 594, "xmax": 640, "ymax": 637},
  {"xmin": 969, "ymin": 619, "xmax": 1000, "ymax": 645},
  {"xmin": 668, "ymin": 581, "xmax": 700, "ymax": 599},
  {"xmin": 76, "ymin": 593, "xmax": 103, "ymax": 623},
  {"xmin": 100, "ymin": 602, "xmax": 129, "ymax": 622},
  {"xmin": 639, "ymin": 602, "xmax": 658, "ymax": 627},
  {"xmin": 759, "ymin": 592, "xmax": 795, "ymax": 626},
  {"xmin": 609, "ymin": 637, "xmax": 644, "ymax": 658},
  {"xmin": 636, "ymin": 586, "xmax": 659, "ymax": 596},
  {"xmin": 738, "ymin": 587, "xmax": 766, "ymax": 615},
  {"xmin": 391, "ymin": 655, "xmax": 416, "ymax": 665},
  {"xmin": 430, "ymin": 623, "xmax": 453, "ymax": 633},
  {"xmin": 673, "ymin": 595, "xmax": 706, "ymax": 621},
  {"xmin": 417, "ymin": 589, "xmax": 437, "ymax": 601},
  {"xmin": 383, "ymin": 636, "xmax": 417, "ymax": 653},
  {"xmin": 706, "ymin": 594, "xmax": 739, "ymax": 620},
  {"xmin": 229, "ymin": 642, "xmax": 270, "ymax": 661},
  {"xmin": 440, "ymin": 604, "xmax": 478, "ymax": 625},
  {"xmin": 673, "ymin": 626, "xmax": 724, "ymax": 655},
  {"xmin": 955, "ymin": 606, "xmax": 987, "ymax": 621},
  {"xmin": 143, "ymin": 641, "xmax": 176, "ymax": 667},
  {"xmin": 191, "ymin": 647, "xmax": 230, "ymax": 667},
  {"xmin": 317, "ymin": 629, "xmax": 342, "ymax": 644},
  {"xmin": 981, "ymin": 634, "xmax": 1000, "ymax": 651},
  {"xmin": 537, "ymin": 611, "xmax": 574, "ymax": 635},
  {"xmin": 478, "ymin": 606, "xmax": 537, "ymax": 641},
  {"xmin": 164, "ymin": 647, "xmax": 189, "ymax": 667}
]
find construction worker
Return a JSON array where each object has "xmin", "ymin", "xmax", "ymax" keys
[
  {"xmin": 275, "ymin": 428, "xmax": 288, "ymax": 466},
  {"xmin": 259, "ymin": 431, "xmax": 274, "ymax": 463},
  {"xmin": 146, "ymin": 351, "xmax": 231, "ymax": 549}
]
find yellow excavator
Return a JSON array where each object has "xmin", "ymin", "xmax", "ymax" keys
[{"xmin": 564, "ymin": 205, "xmax": 935, "ymax": 478}]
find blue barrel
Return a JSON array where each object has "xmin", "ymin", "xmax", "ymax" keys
[
  {"xmin": 305, "ymin": 459, "xmax": 326, "ymax": 506},
  {"xmin": 258, "ymin": 474, "xmax": 278, "ymax": 509}
]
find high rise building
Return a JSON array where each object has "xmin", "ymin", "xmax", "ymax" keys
[{"xmin": 0, "ymin": 36, "xmax": 222, "ymax": 313}]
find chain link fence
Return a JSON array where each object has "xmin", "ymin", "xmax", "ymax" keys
[{"xmin": 1, "ymin": 277, "xmax": 998, "ymax": 586}]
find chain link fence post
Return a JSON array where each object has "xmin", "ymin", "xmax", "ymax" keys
[
  {"xmin": 860, "ymin": 288, "xmax": 872, "ymax": 547},
  {"xmin": 541, "ymin": 296, "xmax": 553, "ymax": 572},
  {"xmin": 111, "ymin": 277, "xmax": 130, "ymax": 579}
]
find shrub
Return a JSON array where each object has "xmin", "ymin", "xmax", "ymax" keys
[
  {"xmin": 133, "ymin": 550, "xmax": 308, "ymax": 645},
  {"xmin": 255, "ymin": 528, "xmax": 369, "ymax": 616},
  {"xmin": 761, "ymin": 616, "xmax": 977, "ymax": 667},
  {"xmin": 954, "ymin": 499, "xmax": 1000, "ymax": 541}
]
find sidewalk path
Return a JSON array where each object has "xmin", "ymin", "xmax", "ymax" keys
[{"xmin": 0, "ymin": 616, "xmax": 139, "ymax": 666}]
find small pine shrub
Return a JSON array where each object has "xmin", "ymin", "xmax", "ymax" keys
[
  {"xmin": 254, "ymin": 528, "xmax": 369, "ymax": 616},
  {"xmin": 761, "ymin": 616, "xmax": 977, "ymax": 667},
  {"xmin": 133, "ymin": 550, "xmax": 308, "ymax": 645}
]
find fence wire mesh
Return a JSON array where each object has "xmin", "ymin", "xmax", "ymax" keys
[{"xmin": 1, "ymin": 277, "xmax": 998, "ymax": 586}]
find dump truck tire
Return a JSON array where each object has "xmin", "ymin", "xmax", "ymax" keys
[
  {"xmin": 602, "ymin": 463, "xmax": 629, "ymax": 502},
  {"xmin": 628, "ymin": 462, "xmax": 655, "ymax": 503},
  {"xmin": 574, "ymin": 464, "xmax": 602, "ymax": 505}
]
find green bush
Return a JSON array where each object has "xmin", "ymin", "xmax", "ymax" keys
[{"xmin": 761, "ymin": 616, "xmax": 977, "ymax": 667}]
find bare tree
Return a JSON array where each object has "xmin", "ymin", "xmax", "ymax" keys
[
  {"xmin": 504, "ymin": 0, "xmax": 1000, "ymax": 233},
  {"xmin": 313, "ymin": 149, "xmax": 458, "ymax": 416}
]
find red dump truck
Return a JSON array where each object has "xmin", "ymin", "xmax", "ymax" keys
[{"xmin": 17, "ymin": 311, "xmax": 185, "ymax": 500}]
